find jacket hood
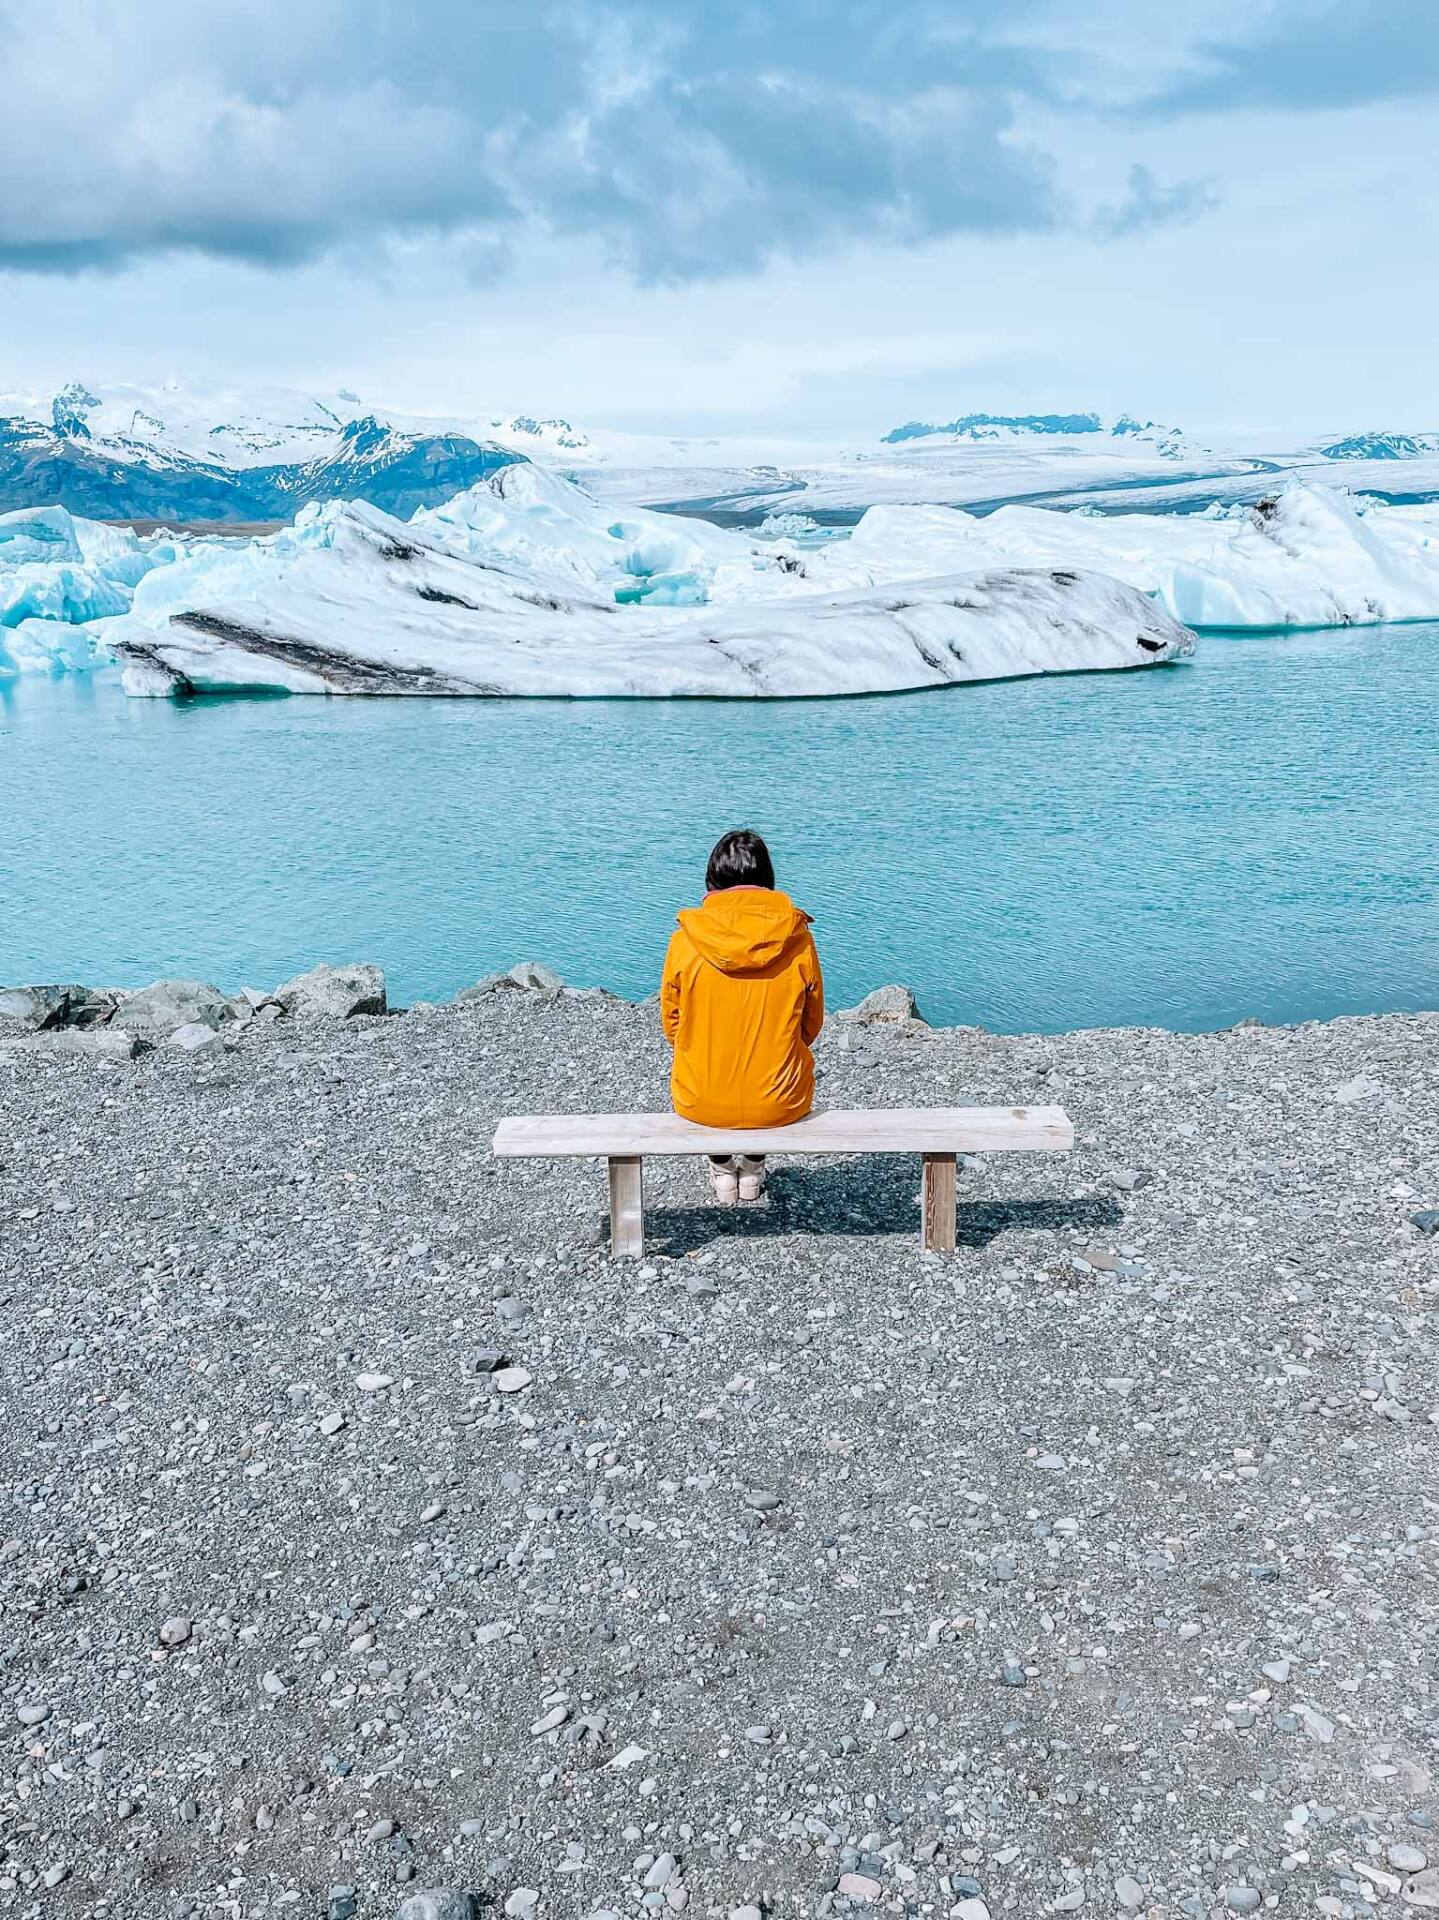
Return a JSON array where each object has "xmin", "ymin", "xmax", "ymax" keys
[{"xmin": 677, "ymin": 888, "xmax": 813, "ymax": 975}]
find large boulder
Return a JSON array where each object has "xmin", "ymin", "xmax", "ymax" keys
[
  {"xmin": 167, "ymin": 1021, "xmax": 227, "ymax": 1058},
  {"xmin": 456, "ymin": 962, "xmax": 565, "ymax": 1005},
  {"xmin": 0, "ymin": 984, "xmax": 116, "ymax": 1031},
  {"xmin": 833, "ymin": 984, "xmax": 925, "ymax": 1026},
  {"xmin": 36, "ymin": 1028, "xmax": 149, "ymax": 1061},
  {"xmin": 274, "ymin": 963, "xmax": 387, "ymax": 1019},
  {"xmin": 111, "ymin": 979, "xmax": 237, "ymax": 1039},
  {"xmin": 394, "ymin": 1893, "xmax": 479, "ymax": 1920}
]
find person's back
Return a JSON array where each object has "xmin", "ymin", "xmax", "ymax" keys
[{"xmin": 661, "ymin": 830, "xmax": 824, "ymax": 1200}]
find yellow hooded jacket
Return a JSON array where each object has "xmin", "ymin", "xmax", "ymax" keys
[{"xmin": 661, "ymin": 887, "xmax": 824, "ymax": 1128}]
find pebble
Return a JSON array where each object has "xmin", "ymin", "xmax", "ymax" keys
[
  {"xmin": 159, "ymin": 1615, "xmax": 192, "ymax": 1646},
  {"xmin": 643, "ymin": 1851, "xmax": 678, "ymax": 1888},
  {"xmin": 1223, "ymin": 1890, "xmax": 1261, "ymax": 1914},
  {"xmin": 494, "ymin": 1366, "xmax": 533, "ymax": 1394},
  {"xmin": 1389, "ymin": 1842, "xmax": 1429, "ymax": 1872},
  {"xmin": 357, "ymin": 1371, "xmax": 394, "ymax": 1391},
  {"xmin": 1297, "ymin": 1702, "xmax": 1335, "ymax": 1743},
  {"xmin": 4, "ymin": 985, "xmax": 1436, "ymax": 1917},
  {"xmin": 837, "ymin": 1872, "xmax": 882, "ymax": 1901},
  {"xmin": 16, "ymin": 1701, "xmax": 51, "ymax": 1725}
]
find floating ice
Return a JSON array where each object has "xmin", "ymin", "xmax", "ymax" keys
[
  {"xmin": 0, "ymin": 617, "xmax": 111, "ymax": 677},
  {"xmin": 0, "ymin": 504, "xmax": 189, "ymax": 673},
  {"xmin": 412, "ymin": 463, "xmax": 787, "ymax": 603},
  {"xmin": 99, "ymin": 495, "xmax": 1191, "ymax": 698},
  {"xmin": 19, "ymin": 465, "xmax": 1439, "ymax": 700},
  {"xmin": 816, "ymin": 483, "xmax": 1439, "ymax": 631}
]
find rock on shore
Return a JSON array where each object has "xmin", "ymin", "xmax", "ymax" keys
[
  {"xmin": 0, "ymin": 983, "xmax": 1435, "ymax": 1918},
  {"xmin": 0, "ymin": 962, "xmax": 395, "ymax": 1056}
]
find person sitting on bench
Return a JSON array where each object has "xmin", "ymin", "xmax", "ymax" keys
[{"xmin": 660, "ymin": 828, "xmax": 825, "ymax": 1206}]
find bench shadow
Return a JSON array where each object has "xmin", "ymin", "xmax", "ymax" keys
[{"xmin": 636, "ymin": 1155, "xmax": 1124, "ymax": 1256}]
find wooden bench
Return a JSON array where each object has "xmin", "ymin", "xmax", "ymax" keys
[{"xmin": 491, "ymin": 1106, "xmax": 1074, "ymax": 1257}]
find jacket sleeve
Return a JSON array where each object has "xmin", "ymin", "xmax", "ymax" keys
[
  {"xmin": 660, "ymin": 931, "xmax": 684, "ymax": 1046},
  {"xmin": 801, "ymin": 935, "xmax": 825, "ymax": 1045}
]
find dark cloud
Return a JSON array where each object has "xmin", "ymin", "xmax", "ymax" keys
[
  {"xmin": 1145, "ymin": 0, "xmax": 1439, "ymax": 115},
  {"xmin": 0, "ymin": 0, "xmax": 1068, "ymax": 278},
  {"xmin": 0, "ymin": 0, "xmax": 1237, "ymax": 280}
]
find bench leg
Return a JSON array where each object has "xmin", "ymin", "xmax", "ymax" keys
[
  {"xmin": 922, "ymin": 1152, "xmax": 957, "ymax": 1253},
  {"xmin": 608, "ymin": 1155, "xmax": 644, "ymax": 1259}
]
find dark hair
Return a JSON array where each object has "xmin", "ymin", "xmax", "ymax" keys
[{"xmin": 705, "ymin": 828, "xmax": 775, "ymax": 894}]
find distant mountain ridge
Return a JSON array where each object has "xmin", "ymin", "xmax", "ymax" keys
[
  {"xmin": 1319, "ymin": 431, "xmax": 1439, "ymax": 461},
  {"xmin": 882, "ymin": 411, "xmax": 1184, "ymax": 450},
  {"xmin": 0, "ymin": 380, "xmax": 603, "ymax": 523}
]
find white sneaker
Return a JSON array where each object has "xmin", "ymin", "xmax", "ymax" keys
[
  {"xmin": 708, "ymin": 1157, "xmax": 739, "ymax": 1206},
  {"xmin": 736, "ymin": 1156, "xmax": 766, "ymax": 1203}
]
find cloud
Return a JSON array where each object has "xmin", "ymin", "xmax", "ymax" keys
[
  {"xmin": 1145, "ymin": 0, "xmax": 1439, "ymax": 116},
  {"xmin": 0, "ymin": 0, "xmax": 1073, "ymax": 280},
  {"xmin": 1095, "ymin": 165, "xmax": 1216, "ymax": 240}
]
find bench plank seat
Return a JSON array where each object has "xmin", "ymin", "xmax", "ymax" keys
[
  {"xmin": 493, "ymin": 1106, "xmax": 1073, "ymax": 1257},
  {"xmin": 493, "ymin": 1105, "xmax": 1073, "ymax": 1160}
]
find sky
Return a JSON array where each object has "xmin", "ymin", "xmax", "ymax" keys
[{"xmin": 1, "ymin": 0, "xmax": 1436, "ymax": 440}]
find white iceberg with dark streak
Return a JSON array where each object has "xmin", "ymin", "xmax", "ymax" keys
[
  {"xmin": 102, "ymin": 488, "xmax": 1192, "ymax": 698},
  {"xmin": 819, "ymin": 484, "xmax": 1439, "ymax": 630}
]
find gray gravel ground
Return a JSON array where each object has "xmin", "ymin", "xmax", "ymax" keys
[{"xmin": 2, "ymin": 985, "xmax": 1437, "ymax": 1920}]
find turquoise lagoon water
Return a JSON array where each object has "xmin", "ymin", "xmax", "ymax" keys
[{"xmin": 3, "ymin": 624, "xmax": 1436, "ymax": 1034}]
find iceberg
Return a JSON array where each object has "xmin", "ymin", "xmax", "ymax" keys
[
  {"xmin": 0, "ymin": 616, "xmax": 111, "ymax": 676},
  {"xmin": 14, "ymin": 464, "xmax": 1439, "ymax": 697},
  {"xmin": 100, "ymin": 494, "xmax": 1192, "ymax": 698},
  {"xmin": 411, "ymin": 463, "xmax": 774, "ymax": 603},
  {"xmin": 0, "ymin": 504, "xmax": 189, "ymax": 673},
  {"xmin": 810, "ymin": 483, "xmax": 1439, "ymax": 631}
]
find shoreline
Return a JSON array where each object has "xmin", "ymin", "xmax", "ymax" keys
[
  {"xmin": 3, "ymin": 979, "xmax": 1437, "ymax": 1915},
  {"xmin": 2, "ymin": 957, "xmax": 1436, "ymax": 1058}
]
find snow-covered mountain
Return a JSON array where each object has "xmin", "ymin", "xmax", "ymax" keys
[
  {"xmin": 1317, "ymin": 431, "xmax": 1439, "ymax": 461},
  {"xmin": 0, "ymin": 380, "xmax": 602, "ymax": 523},
  {"xmin": 882, "ymin": 411, "xmax": 1186, "ymax": 454},
  {"xmin": 10, "ymin": 377, "xmax": 1439, "ymax": 534}
]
